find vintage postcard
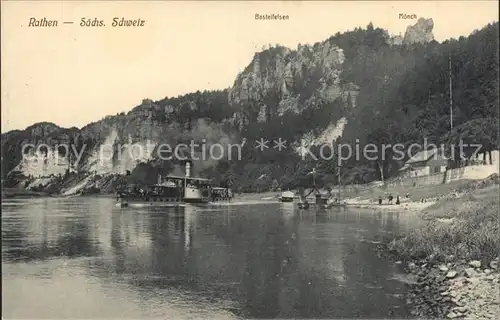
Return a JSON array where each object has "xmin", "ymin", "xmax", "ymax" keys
[{"xmin": 1, "ymin": 1, "xmax": 499, "ymax": 319}]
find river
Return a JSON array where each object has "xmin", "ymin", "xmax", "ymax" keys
[{"xmin": 2, "ymin": 197, "xmax": 418, "ymax": 318}]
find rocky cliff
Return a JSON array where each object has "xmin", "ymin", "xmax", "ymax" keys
[
  {"xmin": 1, "ymin": 92, "xmax": 238, "ymax": 194},
  {"xmin": 228, "ymin": 42, "xmax": 359, "ymax": 124}
]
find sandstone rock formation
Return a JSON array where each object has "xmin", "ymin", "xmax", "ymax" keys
[
  {"xmin": 404, "ymin": 18, "xmax": 435, "ymax": 44},
  {"xmin": 228, "ymin": 42, "xmax": 359, "ymax": 127}
]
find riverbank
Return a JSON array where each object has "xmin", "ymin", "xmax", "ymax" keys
[
  {"xmin": 232, "ymin": 191, "xmax": 280, "ymax": 201},
  {"xmin": 346, "ymin": 199, "xmax": 437, "ymax": 212},
  {"xmin": 388, "ymin": 183, "xmax": 500, "ymax": 318},
  {"xmin": 2, "ymin": 188, "xmax": 52, "ymax": 199},
  {"xmin": 230, "ymin": 190, "xmax": 434, "ymax": 210}
]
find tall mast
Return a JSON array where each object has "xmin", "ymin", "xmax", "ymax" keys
[
  {"xmin": 338, "ymin": 164, "xmax": 342, "ymax": 202},
  {"xmin": 445, "ymin": 51, "xmax": 454, "ymax": 174},
  {"xmin": 449, "ymin": 52, "xmax": 453, "ymax": 130},
  {"xmin": 312, "ymin": 167, "xmax": 316, "ymax": 192},
  {"xmin": 68, "ymin": 134, "xmax": 73, "ymax": 172}
]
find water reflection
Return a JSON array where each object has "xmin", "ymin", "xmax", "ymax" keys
[
  {"xmin": 2, "ymin": 198, "xmax": 415, "ymax": 318},
  {"xmin": 2, "ymin": 199, "xmax": 101, "ymax": 262}
]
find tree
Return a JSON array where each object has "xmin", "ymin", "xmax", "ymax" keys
[{"xmin": 442, "ymin": 117, "xmax": 499, "ymax": 165}]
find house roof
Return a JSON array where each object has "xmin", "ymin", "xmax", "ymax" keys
[{"xmin": 406, "ymin": 149, "xmax": 438, "ymax": 164}]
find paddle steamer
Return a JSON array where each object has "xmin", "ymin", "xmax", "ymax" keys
[{"xmin": 117, "ymin": 161, "xmax": 231, "ymax": 207}]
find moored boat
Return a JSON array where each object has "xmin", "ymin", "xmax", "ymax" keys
[
  {"xmin": 211, "ymin": 187, "xmax": 233, "ymax": 201},
  {"xmin": 280, "ymin": 190, "xmax": 295, "ymax": 202},
  {"xmin": 117, "ymin": 161, "xmax": 231, "ymax": 207}
]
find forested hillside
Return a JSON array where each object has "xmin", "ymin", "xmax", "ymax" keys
[
  {"xmin": 2, "ymin": 20, "xmax": 498, "ymax": 194},
  {"xmin": 207, "ymin": 22, "xmax": 499, "ymax": 191},
  {"xmin": 332, "ymin": 22, "xmax": 499, "ymax": 185}
]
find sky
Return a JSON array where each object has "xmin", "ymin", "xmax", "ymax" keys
[{"xmin": 1, "ymin": 1, "xmax": 498, "ymax": 132}]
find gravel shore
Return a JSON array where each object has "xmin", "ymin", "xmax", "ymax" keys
[
  {"xmin": 387, "ymin": 181, "xmax": 499, "ymax": 319},
  {"xmin": 400, "ymin": 258, "xmax": 500, "ymax": 319}
]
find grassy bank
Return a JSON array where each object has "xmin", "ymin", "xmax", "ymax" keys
[
  {"xmin": 389, "ymin": 184, "xmax": 499, "ymax": 264},
  {"xmin": 2, "ymin": 188, "xmax": 52, "ymax": 199},
  {"xmin": 385, "ymin": 180, "xmax": 499, "ymax": 319}
]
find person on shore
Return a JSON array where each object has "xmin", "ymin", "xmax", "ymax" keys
[
  {"xmin": 378, "ymin": 196, "xmax": 383, "ymax": 205},
  {"xmin": 388, "ymin": 194, "xmax": 393, "ymax": 204},
  {"xmin": 396, "ymin": 195, "xmax": 400, "ymax": 205}
]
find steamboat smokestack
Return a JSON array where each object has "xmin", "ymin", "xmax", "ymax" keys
[{"xmin": 185, "ymin": 161, "xmax": 191, "ymax": 178}]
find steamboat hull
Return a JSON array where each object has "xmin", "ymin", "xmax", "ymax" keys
[
  {"xmin": 117, "ymin": 195, "xmax": 233, "ymax": 207},
  {"xmin": 117, "ymin": 195, "xmax": 210, "ymax": 206}
]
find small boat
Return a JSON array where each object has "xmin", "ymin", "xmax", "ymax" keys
[
  {"xmin": 280, "ymin": 190, "xmax": 295, "ymax": 202},
  {"xmin": 315, "ymin": 193, "xmax": 331, "ymax": 209},
  {"xmin": 327, "ymin": 201, "xmax": 347, "ymax": 208}
]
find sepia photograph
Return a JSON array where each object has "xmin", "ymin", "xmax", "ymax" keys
[{"xmin": 1, "ymin": 0, "xmax": 499, "ymax": 319}]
